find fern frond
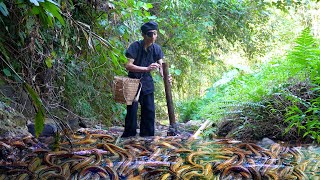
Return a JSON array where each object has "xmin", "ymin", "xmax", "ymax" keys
[{"xmin": 287, "ymin": 27, "xmax": 319, "ymax": 68}]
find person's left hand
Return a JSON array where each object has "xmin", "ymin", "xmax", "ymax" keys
[
  {"xmin": 168, "ymin": 74, "xmax": 173, "ymax": 85},
  {"xmin": 162, "ymin": 74, "xmax": 173, "ymax": 85}
]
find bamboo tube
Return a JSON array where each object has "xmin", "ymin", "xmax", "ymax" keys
[{"xmin": 188, "ymin": 120, "xmax": 212, "ymax": 141}]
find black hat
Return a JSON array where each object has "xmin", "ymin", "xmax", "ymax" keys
[{"xmin": 141, "ymin": 21, "xmax": 158, "ymax": 34}]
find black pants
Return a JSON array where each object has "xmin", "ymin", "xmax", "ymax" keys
[{"xmin": 122, "ymin": 92, "xmax": 155, "ymax": 137}]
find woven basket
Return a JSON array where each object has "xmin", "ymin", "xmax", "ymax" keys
[{"xmin": 113, "ymin": 76, "xmax": 141, "ymax": 105}]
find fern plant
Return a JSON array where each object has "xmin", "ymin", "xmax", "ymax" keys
[
  {"xmin": 287, "ymin": 27, "xmax": 319, "ymax": 79},
  {"xmin": 284, "ymin": 27, "xmax": 320, "ymax": 143}
]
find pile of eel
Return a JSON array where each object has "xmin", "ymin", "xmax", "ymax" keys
[{"xmin": 0, "ymin": 128, "xmax": 319, "ymax": 180}]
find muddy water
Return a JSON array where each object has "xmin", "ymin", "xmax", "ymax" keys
[{"xmin": 0, "ymin": 128, "xmax": 319, "ymax": 180}]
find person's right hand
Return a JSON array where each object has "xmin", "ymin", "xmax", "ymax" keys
[{"xmin": 147, "ymin": 63, "xmax": 160, "ymax": 72}]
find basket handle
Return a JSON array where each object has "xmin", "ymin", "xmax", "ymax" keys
[{"xmin": 122, "ymin": 78, "xmax": 127, "ymax": 103}]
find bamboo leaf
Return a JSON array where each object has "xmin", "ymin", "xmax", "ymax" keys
[
  {"xmin": 80, "ymin": 28, "xmax": 93, "ymax": 49},
  {"xmin": 23, "ymin": 82, "xmax": 45, "ymax": 138},
  {"xmin": 31, "ymin": 6, "xmax": 40, "ymax": 14},
  {"xmin": 41, "ymin": 1, "xmax": 65, "ymax": 26},
  {"xmin": 46, "ymin": 0, "xmax": 59, "ymax": 7},
  {"xmin": 0, "ymin": 2, "xmax": 9, "ymax": 16},
  {"xmin": 88, "ymin": 33, "xmax": 93, "ymax": 49},
  {"xmin": 35, "ymin": 110, "xmax": 45, "ymax": 137},
  {"xmin": 29, "ymin": 0, "xmax": 40, "ymax": 6},
  {"xmin": 77, "ymin": 21, "xmax": 91, "ymax": 29},
  {"xmin": 81, "ymin": 28, "xmax": 89, "ymax": 41}
]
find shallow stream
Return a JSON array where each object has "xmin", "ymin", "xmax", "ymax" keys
[{"xmin": 0, "ymin": 128, "xmax": 319, "ymax": 180}]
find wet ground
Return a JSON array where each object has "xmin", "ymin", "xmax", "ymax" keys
[{"xmin": 0, "ymin": 127, "xmax": 319, "ymax": 180}]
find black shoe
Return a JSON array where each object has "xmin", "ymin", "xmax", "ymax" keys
[{"xmin": 121, "ymin": 133, "xmax": 136, "ymax": 138}]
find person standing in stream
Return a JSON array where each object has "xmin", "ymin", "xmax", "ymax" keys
[{"xmin": 121, "ymin": 21, "xmax": 165, "ymax": 137}]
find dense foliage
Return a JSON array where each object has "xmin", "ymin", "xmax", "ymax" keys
[
  {"xmin": 1, "ymin": 0, "xmax": 156, "ymax": 134},
  {"xmin": 0, "ymin": 0, "xmax": 320, "ymax": 142},
  {"xmin": 183, "ymin": 28, "xmax": 320, "ymax": 143}
]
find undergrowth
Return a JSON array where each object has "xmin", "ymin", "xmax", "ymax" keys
[
  {"xmin": 63, "ymin": 69, "xmax": 126, "ymax": 127},
  {"xmin": 179, "ymin": 28, "xmax": 320, "ymax": 143}
]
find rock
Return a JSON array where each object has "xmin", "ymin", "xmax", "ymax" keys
[
  {"xmin": 167, "ymin": 123, "xmax": 180, "ymax": 136},
  {"xmin": 257, "ymin": 137, "xmax": 275, "ymax": 148},
  {"xmin": 181, "ymin": 120, "xmax": 205, "ymax": 131},
  {"xmin": 67, "ymin": 118, "xmax": 88, "ymax": 131},
  {"xmin": 0, "ymin": 102, "xmax": 30, "ymax": 138},
  {"xmin": 78, "ymin": 118, "xmax": 87, "ymax": 128},
  {"xmin": 67, "ymin": 119, "xmax": 81, "ymax": 131},
  {"xmin": 108, "ymin": 126, "xmax": 124, "ymax": 134},
  {"xmin": 27, "ymin": 123, "xmax": 57, "ymax": 137}
]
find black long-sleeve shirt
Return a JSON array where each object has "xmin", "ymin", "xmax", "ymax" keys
[{"xmin": 125, "ymin": 40, "xmax": 164, "ymax": 94}]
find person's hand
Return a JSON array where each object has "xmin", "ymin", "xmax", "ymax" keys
[
  {"xmin": 168, "ymin": 74, "xmax": 173, "ymax": 85},
  {"xmin": 162, "ymin": 74, "xmax": 173, "ymax": 85},
  {"xmin": 147, "ymin": 63, "xmax": 160, "ymax": 72}
]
